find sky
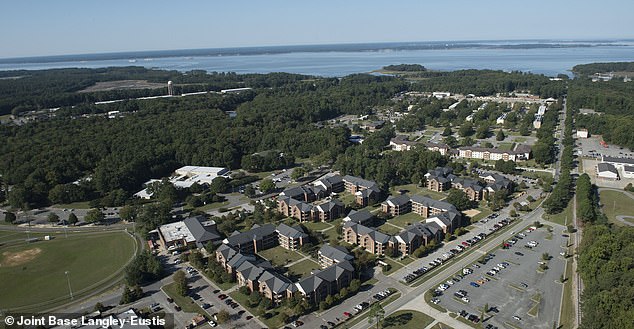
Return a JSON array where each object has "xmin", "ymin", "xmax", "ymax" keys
[{"xmin": 1, "ymin": 0, "xmax": 634, "ymax": 58}]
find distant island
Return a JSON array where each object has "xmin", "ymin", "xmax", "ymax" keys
[{"xmin": 382, "ymin": 64, "xmax": 427, "ymax": 72}]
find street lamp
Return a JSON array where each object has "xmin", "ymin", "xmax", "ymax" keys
[{"xmin": 64, "ymin": 271, "xmax": 74, "ymax": 300}]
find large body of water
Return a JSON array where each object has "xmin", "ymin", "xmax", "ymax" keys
[{"xmin": 1, "ymin": 41, "xmax": 633, "ymax": 77}]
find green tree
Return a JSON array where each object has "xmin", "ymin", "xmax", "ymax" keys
[
  {"xmin": 48, "ymin": 212, "xmax": 60, "ymax": 223},
  {"xmin": 446, "ymin": 189, "xmax": 474, "ymax": 211},
  {"xmin": 216, "ymin": 309, "xmax": 230, "ymax": 324},
  {"xmin": 173, "ymin": 271, "xmax": 188, "ymax": 296},
  {"xmin": 367, "ymin": 302, "xmax": 385, "ymax": 329},
  {"xmin": 291, "ymin": 167, "xmax": 306, "ymax": 180},
  {"xmin": 119, "ymin": 205, "xmax": 137, "ymax": 222},
  {"xmin": 68, "ymin": 212, "xmax": 78, "ymax": 225},
  {"xmin": 496, "ymin": 129, "xmax": 505, "ymax": 141},
  {"xmin": 4, "ymin": 211, "xmax": 16, "ymax": 224},
  {"xmin": 210, "ymin": 177, "xmax": 229, "ymax": 194},
  {"xmin": 458, "ymin": 122, "xmax": 474, "ymax": 137},
  {"xmin": 94, "ymin": 302, "xmax": 106, "ymax": 312},
  {"xmin": 442, "ymin": 126, "xmax": 452, "ymax": 136},
  {"xmin": 85, "ymin": 208, "xmax": 105, "ymax": 223},
  {"xmin": 259, "ymin": 178, "xmax": 276, "ymax": 194}
]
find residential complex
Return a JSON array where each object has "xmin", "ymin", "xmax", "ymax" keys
[
  {"xmin": 214, "ymin": 223, "xmax": 355, "ymax": 305},
  {"xmin": 425, "ymin": 167, "xmax": 513, "ymax": 201}
]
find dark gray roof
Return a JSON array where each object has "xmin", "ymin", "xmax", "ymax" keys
[
  {"xmin": 597, "ymin": 162, "xmax": 618, "ymax": 174},
  {"xmin": 343, "ymin": 221, "xmax": 391, "ymax": 244},
  {"xmin": 226, "ymin": 253, "xmax": 257, "ymax": 268},
  {"xmin": 281, "ymin": 185, "xmax": 315, "ymax": 199},
  {"xmin": 514, "ymin": 144, "xmax": 532, "ymax": 153},
  {"xmin": 624, "ymin": 165, "xmax": 634, "ymax": 172},
  {"xmin": 602, "ymin": 156, "xmax": 634, "ymax": 165},
  {"xmin": 236, "ymin": 260, "xmax": 267, "ymax": 281},
  {"xmin": 224, "ymin": 223, "xmax": 277, "ymax": 248},
  {"xmin": 296, "ymin": 260, "xmax": 354, "ymax": 293},
  {"xmin": 184, "ymin": 216, "xmax": 221, "ymax": 244},
  {"xmin": 397, "ymin": 222, "xmax": 435, "ymax": 243},
  {"xmin": 259, "ymin": 270, "xmax": 294, "ymax": 294},
  {"xmin": 315, "ymin": 175, "xmax": 343, "ymax": 189},
  {"xmin": 276, "ymin": 223, "xmax": 308, "ymax": 239},
  {"xmin": 344, "ymin": 209, "xmax": 374, "ymax": 224},
  {"xmin": 391, "ymin": 135, "xmax": 417, "ymax": 146},
  {"xmin": 409, "ymin": 195, "xmax": 456, "ymax": 211},
  {"xmin": 343, "ymin": 175, "xmax": 381, "ymax": 192},
  {"xmin": 315, "ymin": 199, "xmax": 344, "ymax": 212},
  {"xmin": 319, "ymin": 244, "xmax": 354, "ymax": 263},
  {"xmin": 216, "ymin": 244, "xmax": 237, "ymax": 260},
  {"xmin": 385, "ymin": 194, "xmax": 411, "ymax": 207},
  {"xmin": 425, "ymin": 142, "xmax": 449, "ymax": 149}
]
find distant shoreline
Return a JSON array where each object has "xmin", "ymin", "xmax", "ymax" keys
[{"xmin": 1, "ymin": 39, "xmax": 631, "ymax": 64}]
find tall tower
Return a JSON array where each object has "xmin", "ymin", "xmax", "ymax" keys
[{"xmin": 167, "ymin": 81, "xmax": 174, "ymax": 96}]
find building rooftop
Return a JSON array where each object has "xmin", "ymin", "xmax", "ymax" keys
[{"xmin": 319, "ymin": 244, "xmax": 354, "ymax": 263}]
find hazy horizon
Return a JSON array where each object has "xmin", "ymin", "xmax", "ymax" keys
[{"xmin": 2, "ymin": 0, "xmax": 633, "ymax": 58}]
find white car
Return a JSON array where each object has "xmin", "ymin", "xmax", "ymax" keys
[
  {"xmin": 461, "ymin": 297, "xmax": 470, "ymax": 303},
  {"xmin": 208, "ymin": 321, "xmax": 217, "ymax": 327},
  {"xmin": 446, "ymin": 280, "xmax": 455, "ymax": 286}
]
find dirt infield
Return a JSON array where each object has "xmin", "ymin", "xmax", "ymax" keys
[
  {"xmin": 463, "ymin": 209, "xmax": 481, "ymax": 217},
  {"xmin": 1, "ymin": 248, "xmax": 41, "ymax": 267}
]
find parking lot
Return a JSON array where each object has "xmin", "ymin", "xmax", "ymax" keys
[
  {"xmin": 431, "ymin": 225, "xmax": 567, "ymax": 329},
  {"xmin": 577, "ymin": 135, "xmax": 634, "ymax": 159}
]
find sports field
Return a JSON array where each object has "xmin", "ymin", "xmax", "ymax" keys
[{"xmin": 0, "ymin": 231, "xmax": 137, "ymax": 311}]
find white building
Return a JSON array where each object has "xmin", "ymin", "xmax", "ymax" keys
[
  {"xmin": 172, "ymin": 166, "xmax": 229, "ymax": 188},
  {"xmin": 623, "ymin": 166, "xmax": 634, "ymax": 179},
  {"xmin": 576, "ymin": 129, "xmax": 589, "ymax": 138},
  {"xmin": 597, "ymin": 163, "xmax": 619, "ymax": 180}
]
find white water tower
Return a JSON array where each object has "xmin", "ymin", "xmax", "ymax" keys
[{"xmin": 167, "ymin": 81, "xmax": 174, "ymax": 96}]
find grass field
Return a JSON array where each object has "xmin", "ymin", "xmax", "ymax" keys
[
  {"xmin": 258, "ymin": 246, "xmax": 304, "ymax": 267},
  {"xmin": 599, "ymin": 190, "xmax": 634, "ymax": 225},
  {"xmin": 0, "ymin": 231, "xmax": 136, "ymax": 310},
  {"xmin": 163, "ymin": 282, "xmax": 206, "ymax": 314},
  {"xmin": 498, "ymin": 142, "xmax": 515, "ymax": 151},
  {"xmin": 388, "ymin": 212, "xmax": 424, "ymax": 228},
  {"xmin": 51, "ymin": 201, "xmax": 92, "ymax": 209},
  {"xmin": 381, "ymin": 257, "xmax": 404, "ymax": 275},
  {"xmin": 431, "ymin": 323, "xmax": 454, "ymax": 329},
  {"xmin": 391, "ymin": 184, "xmax": 447, "ymax": 201},
  {"xmin": 196, "ymin": 200, "xmax": 230, "ymax": 212},
  {"xmin": 543, "ymin": 198, "xmax": 573, "ymax": 226},
  {"xmin": 287, "ymin": 259, "xmax": 320, "ymax": 279},
  {"xmin": 299, "ymin": 221, "xmax": 332, "ymax": 231},
  {"xmin": 382, "ymin": 310, "xmax": 435, "ymax": 329},
  {"xmin": 377, "ymin": 222, "xmax": 403, "ymax": 235}
]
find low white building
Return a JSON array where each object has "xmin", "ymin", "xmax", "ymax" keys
[
  {"xmin": 597, "ymin": 163, "xmax": 619, "ymax": 180},
  {"xmin": 576, "ymin": 129, "xmax": 589, "ymax": 138}
]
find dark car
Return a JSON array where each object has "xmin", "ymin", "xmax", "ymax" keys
[
  {"xmin": 246, "ymin": 316, "xmax": 253, "ymax": 320},
  {"xmin": 202, "ymin": 303, "xmax": 211, "ymax": 309},
  {"xmin": 213, "ymin": 289, "xmax": 220, "ymax": 293},
  {"xmin": 167, "ymin": 297, "xmax": 174, "ymax": 303},
  {"xmin": 515, "ymin": 251, "xmax": 524, "ymax": 256}
]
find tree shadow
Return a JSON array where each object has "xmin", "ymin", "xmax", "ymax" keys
[{"xmin": 382, "ymin": 312, "xmax": 413, "ymax": 328}]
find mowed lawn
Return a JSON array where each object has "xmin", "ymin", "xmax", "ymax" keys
[
  {"xmin": 600, "ymin": 190, "xmax": 634, "ymax": 225},
  {"xmin": 388, "ymin": 212, "xmax": 425, "ymax": 229},
  {"xmin": 258, "ymin": 246, "xmax": 304, "ymax": 267},
  {"xmin": 382, "ymin": 310, "xmax": 435, "ymax": 329},
  {"xmin": 0, "ymin": 232, "xmax": 136, "ymax": 310},
  {"xmin": 287, "ymin": 259, "xmax": 320, "ymax": 279}
]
